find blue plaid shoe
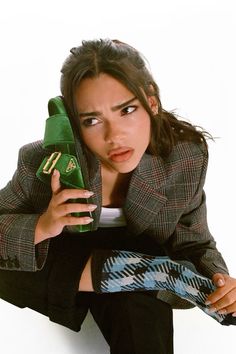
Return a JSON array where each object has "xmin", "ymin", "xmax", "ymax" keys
[{"xmin": 95, "ymin": 250, "xmax": 235, "ymax": 326}]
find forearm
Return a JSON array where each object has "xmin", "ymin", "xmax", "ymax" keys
[
  {"xmin": 165, "ymin": 189, "xmax": 229, "ymax": 278},
  {"xmin": 166, "ymin": 233, "xmax": 229, "ymax": 278},
  {"xmin": 193, "ymin": 247, "xmax": 229, "ymax": 278}
]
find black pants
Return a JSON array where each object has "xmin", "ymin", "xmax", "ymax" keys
[
  {"xmin": 0, "ymin": 228, "xmax": 174, "ymax": 353},
  {"xmin": 56, "ymin": 228, "xmax": 173, "ymax": 353},
  {"xmin": 85, "ymin": 291, "xmax": 173, "ymax": 354}
]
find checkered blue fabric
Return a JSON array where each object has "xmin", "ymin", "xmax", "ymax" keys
[{"xmin": 100, "ymin": 250, "xmax": 226, "ymax": 323}]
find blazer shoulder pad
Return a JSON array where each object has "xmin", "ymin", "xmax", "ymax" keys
[{"xmin": 18, "ymin": 140, "xmax": 50, "ymax": 171}]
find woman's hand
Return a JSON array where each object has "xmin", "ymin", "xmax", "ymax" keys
[
  {"xmin": 34, "ymin": 169, "xmax": 96, "ymax": 244},
  {"xmin": 206, "ymin": 273, "xmax": 236, "ymax": 317}
]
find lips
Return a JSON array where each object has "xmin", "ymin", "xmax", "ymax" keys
[{"xmin": 108, "ymin": 147, "xmax": 134, "ymax": 163}]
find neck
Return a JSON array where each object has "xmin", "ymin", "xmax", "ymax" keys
[{"xmin": 101, "ymin": 167, "xmax": 132, "ymax": 207}]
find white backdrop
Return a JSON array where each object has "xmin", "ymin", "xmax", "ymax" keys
[{"xmin": 0, "ymin": 1, "xmax": 235, "ymax": 353}]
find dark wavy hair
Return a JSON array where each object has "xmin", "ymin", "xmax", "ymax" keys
[{"xmin": 60, "ymin": 38, "xmax": 211, "ymax": 159}]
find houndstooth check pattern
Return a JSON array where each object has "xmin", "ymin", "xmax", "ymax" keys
[{"xmin": 100, "ymin": 250, "xmax": 226, "ymax": 323}]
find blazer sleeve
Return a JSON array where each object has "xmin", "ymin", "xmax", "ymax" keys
[
  {"xmin": 165, "ymin": 146, "xmax": 229, "ymax": 279},
  {"xmin": 0, "ymin": 144, "xmax": 50, "ymax": 272}
]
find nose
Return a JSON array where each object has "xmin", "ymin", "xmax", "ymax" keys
[{"xmin": 104, "ymin": 121, "xmax": 125, "ymax": 144}]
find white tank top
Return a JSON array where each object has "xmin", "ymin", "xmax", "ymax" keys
[{"xmin": 99, "ymin": 207, "xmax": 127, "ymax": 228}]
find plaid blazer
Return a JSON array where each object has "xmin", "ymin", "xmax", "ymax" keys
[{"xmin": 0, "ymin": 140, "xmax": 228, "ymax": 279}]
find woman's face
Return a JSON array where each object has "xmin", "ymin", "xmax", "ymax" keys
[{"xmin": 75, "ymin": 73, "xmax": 153, "ymax": 174}]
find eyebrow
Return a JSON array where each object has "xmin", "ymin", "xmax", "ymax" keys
[{"xmin": 79, "ymin": 96, "xmax": 137, "ymax": 118}]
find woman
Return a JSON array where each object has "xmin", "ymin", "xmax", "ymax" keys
[{"xmin": 0, "ymin": 39, "xmax": 235, "ymax": 354}]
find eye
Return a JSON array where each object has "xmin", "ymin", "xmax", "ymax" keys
[
  {"xmin": 121, "ymin": 105, "xmax": 137, "ymax": 115},
  {"xmin": 81, "ymin": 117, "xmax": 99, "ymax": 127}
]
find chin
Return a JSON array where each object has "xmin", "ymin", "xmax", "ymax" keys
[{"xmin": 114, "ymin": 161, "xmax": 139, "ymax": 174}]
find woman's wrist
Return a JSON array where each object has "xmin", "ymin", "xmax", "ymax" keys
[{"xmin": 34, "ymin": 214, "xmax": 49, "ymax": 244}]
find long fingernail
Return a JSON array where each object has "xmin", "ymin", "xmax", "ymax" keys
[
  {"xmin": 218, "ymin": 309, "xmax": 227, "ymax": 315},
  {"xmin": 208, "ymin": 307, "xmax": 217, "ymax": 313},
  {"xmin": 84, "ymin": 191, "xmax": 94, "ymax": 197},
  {"xmin": 232, "ymin": 312, "xmax": 236, "ymax": 317},
  {"xmin": 217, "ymin": 279, "xmax": 224, "ymax": 287},
  {"xmin": 88, "ymin": 204, "xmax": 97, "ymax": 211},
  {"xmin": 205, "ymin": 300, "xmax": 211, "ymax": 306},
  {"xmin": 84, "ymin": 217, "xmax": 94, "ymax": 223}
]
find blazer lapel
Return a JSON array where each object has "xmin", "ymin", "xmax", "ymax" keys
[
  {"xmin": 124, "ymin": 153, "xmax": 168, "ymax": 235},
  {"xmin": 88, "ymin": 152, "xmax": 168, "ymax": 234}
]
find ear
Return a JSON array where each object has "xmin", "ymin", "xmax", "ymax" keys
[{"xmin": 148, "ymin": 96, "xmax": 158, "ymax": 115}]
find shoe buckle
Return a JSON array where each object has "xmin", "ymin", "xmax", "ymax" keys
[{"xmin": 43, "ymin": 151, "xmax": 62, "ymax": 174}]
